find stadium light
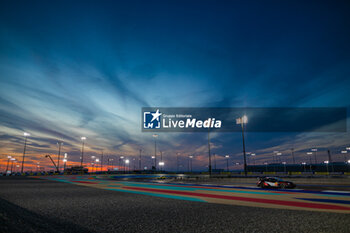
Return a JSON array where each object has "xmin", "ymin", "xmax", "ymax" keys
[
  {"xmin": 225, "ymin": 155, "xmax": 230, "ymax": 172},
  {"xmin": 125, "ymin": 159, "xmax": 130, "ymax": 173},
  {"xmin": 63, "ymin": 157, "xmax": 68, "ymax": 172},
  {"xmin": 152, "ymin": 134, "xmax": 158, "ymax": 170},
  {"xmin": 282, "ymin": 162, "xmax": 287, "ymax": 173},
  {"xmin": 264, "ymin": 162, "xmax": 268, "ymax": 172},
  {"xmin": 176, "ymin": 152, "xmax": 180, "ymax": 173},
  {"xmin": 324, "ymin": 160, "xmax": 329, "ymax": 174},
  {"xmin": 6, "ymin": 156, "xmax": 12, "ymax": 173},
  {"xmin": 301, "ymin": 162, "xmax": 306, "ymax": 172},
  {"xmin": 188, "ymin": 155, "xmax": 193, "ymax": 172},
  {"xmin": 80, "ymin": 137, "xmax": 86, "ymax": 168},
  {"xmin": 21, "ymin": 132, "xmax": 30, "ymax": 173},
  {"xmin": 57, "ymin": 141, "xmax": 63, "ymax": 173},
  {"xmin": 236, "ymin": 115, "xmax": 248, "ymax": 176},
  {"xmin": 310, "ymin": 148, "xmax": 318, "ymax": 164},
  {"xmin": 250, "ymin": 153, "xmax": 256, "ymax": 165},
  {"xmin": 341, "ymin": 150, "xmax": 348, "ymax": 163}
]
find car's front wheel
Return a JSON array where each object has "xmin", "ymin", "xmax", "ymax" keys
[{"xmin": 280, "ymin": 183, "xmax": 286, "ymax": 189}]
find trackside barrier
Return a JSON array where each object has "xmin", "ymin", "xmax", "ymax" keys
[
  {"xmin": 220, "ymin": 172, "xmax": 231, "ymax": 175},
  {"xmin": 315, "ymin": 172, "xmax": 329, "ymax": 175},
  {"xmin": 240, "ymin": 172, "xmax": 253, "ymax": 175},
  {"xmin": 263, "ymin": 172, "xmax": 276, "ymax": 175}
]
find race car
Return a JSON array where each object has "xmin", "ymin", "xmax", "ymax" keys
[{"xmin": 257, "ymin": 177, "xmax": 296, "ymax": 189}]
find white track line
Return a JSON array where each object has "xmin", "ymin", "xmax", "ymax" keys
[{"xmin": 322, "ymin": 190, "xmax": 350, "ymax": 193}]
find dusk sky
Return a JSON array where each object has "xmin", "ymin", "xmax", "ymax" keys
[{"xmin": 1, "ymin": 0, "xmax": 350, "ymax": 171}]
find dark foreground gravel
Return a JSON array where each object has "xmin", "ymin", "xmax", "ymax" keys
[{"xmin": 0, "ymin": 177, "xmax": 349, "ymax": 233}]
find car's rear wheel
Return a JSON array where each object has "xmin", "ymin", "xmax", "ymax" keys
[{"xmin": 280, "ymin": 183, "xmax": 286, "ymax": 189}]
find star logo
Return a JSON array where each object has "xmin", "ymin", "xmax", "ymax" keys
[
  {"xmin": 151, "ymin": 109, "xmax": 162, "ymax": 122},
  {"xmin": 143, "ymin": 109, "xmax": 162, "ymax": 129}
]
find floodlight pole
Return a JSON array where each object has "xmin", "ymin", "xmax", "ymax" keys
[
  {"xmin": 214, "ymin": 153, "xmax": 217, "ymax": 170},
  {"xmin": 176, "ymin": 153, "xmax": 180, "ymax": 173},
  {"xmin": 236, "ymin": 116, "xmax": 248, "ymax": 176},
  {"xmin": 188, "ymin": 155, "xmax": 190, "ymax": 173},
  {"xmin": 11, "ymin": 159, "xmax": 15, "ymax": 173},
  {"xmin": 80, "ymin": 137, "xmax": 86, "ymax": 167},
  {"xmin": 291, "ymin": 148, "xmax": 296, "ymax": 164},
  {"xmin": 81, "ymin": 140, "xmax": 84, "ymax": 167},
  {"xmin": 328, "ymin": 150, "xmax": 334, "ymax": 172},
  {"xmin": 240, "ymin": 121, "xmax": 247, "ymax": 177},
  {"xmin": 160, "ymin": 151, "xmax": 163, "ymax": 172},
  {"xmin": 101, "ymin": 150, "xmax": 103, "ymax": 172},
  {"xmin": 225, "ymin": 155, "xmax": 230, "ymax": 172},
  {"xmin": 139, "ymin": 149, "xmax": 142, "ymax": 170},
  {"xmin": 57, "ymin": 142, "xmax": 63, "ymax": 172},
  {"xmin": 313, "ymin": 149, "xmax": 318, "ymax": 164},
  {"xmin": 153, "ymin": 134, "xmax": 158, "ymax": 171},
  {"xmin": 208, "ymin": 129, "xmax": 212, "ymax": 176},
  {"xmin": 189, "ymin": 156, "xmax": 193, "ymax": 173},
  {"xmin": 6, "ymin": 156, "xmax": 11, "ymax": 173},
  {"xmin": 21, "ymin": 133, "xmax": 29, "ymax": 173}
]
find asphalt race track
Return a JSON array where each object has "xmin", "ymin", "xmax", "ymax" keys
[
  {"xmin": 42, "ymin": 176, "xmax": 350, "ymax": 213},
  {"xmin": 1, "ymin": 176, "xmax": 350, "ymax": 233}
]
